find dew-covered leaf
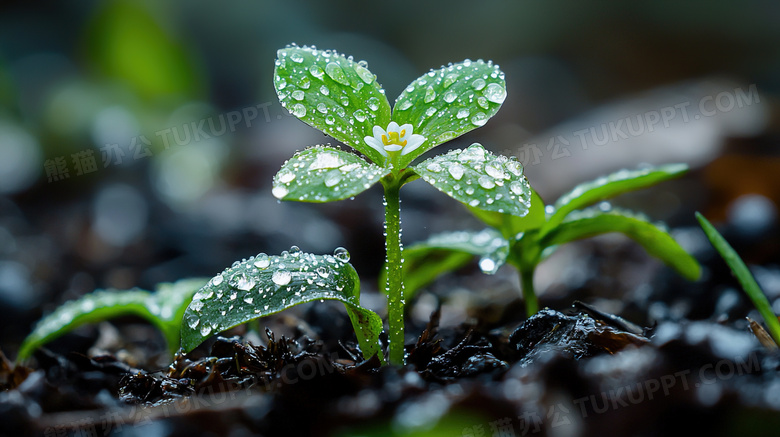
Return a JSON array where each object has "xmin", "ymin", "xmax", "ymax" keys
[
  {"xmin": 384, "ymin": 229, "xmax": 509, "ymax": 303},
  {"xmin": 545, "ymin": 164, "xmax": 689, "ymax": 231},
  {"xmin": 697, "ymin": 212, "xmax": 780, "ymax": 346},
  {"xmin": 274, "ymin": 46, "xmax": 391, "ymax": 166},
  {"xmin": 414, "ymin": 143, "xmax": 532, "ymax": 218},
  {"xmin": 180, "ymin": 248, "xmax": 383, "ymax": 362},
  {"xmin": 467, "ymin": 188, "xmax": 546, "ymax": 239},
  {"xmin": 392, "ymin": 60, "xmax": 506, "ymax": 168},
  {"xmin": 272, "ymin": 146, "xmax": 386, "ymax": 202},
  {"xmin": 541, "ymin": 208, "xmax": 701, "ymax": 281},
  {"xmin": 17, "ymin": 278, "xmax": 208, "ymax": 361}
]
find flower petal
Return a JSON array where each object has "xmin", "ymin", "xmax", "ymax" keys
[
  {"xmin": 398, "ymin": 124, "xmax": 414, "ymax": 140},
  {"xmin": 384, "ymin": 145, "xmax": 403, "ymax": 152},
  {"xmin": 372, "ymin": 125, "xmax": 387, "ymax": 141},
  {"xmin": 387, "ymin": 121, "xmax": 400, "ymax": 133},
  {"xmin": 401, "ymin": 134, "xmax": 426, "ymax": 155},
  {"xmin": 365, "ymin": 136, "xmax": 388, "ymax": 156}
]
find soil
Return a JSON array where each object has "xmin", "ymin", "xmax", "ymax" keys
[{"xmin": 2, "ymin": 169, "xmax": 780, "ymax": 437}]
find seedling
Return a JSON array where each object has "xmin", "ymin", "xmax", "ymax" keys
[
  {"xmin": 696, "ymin": 212, "xmax": 780, "ymax": 347},
  {"xmin": 268, "ymin": 45, "xmax": 530, "ymax": 365},
  {"xmin": 398, "ymin": 164, "xmax": 702, "ymax": 317},
  {"xmin": 17, "ymin": 278, "xmax": 207, "ymax": 361}
]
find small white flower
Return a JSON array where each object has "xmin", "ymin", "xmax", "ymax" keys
[{"xmin": 364, "ymin": 122, "xmax": 426, "ymax": 157}]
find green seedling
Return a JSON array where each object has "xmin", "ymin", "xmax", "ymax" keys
[
  {"xmin": 17, "ymin": 278, "xmax": 207, "ymax": 361},
  {"xmin": 397, "ymin": 164, "xmax": 702, "ymax": 317},
  {"xmin": 270, "ymin": 45, "xmax": 530, "ymax": 365},
  {"xmin": 696, "ymin": 212, "xmax": 780, "ymax": 346}
]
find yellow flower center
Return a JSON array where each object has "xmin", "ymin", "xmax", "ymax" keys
[{"xmin": 381, "ymin": 130, "xmax": 407, "ymax": 147}]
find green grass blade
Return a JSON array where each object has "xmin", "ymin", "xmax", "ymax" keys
[
  {"xmin": 544, "ymin": 164, "xmax": 689, "ymax": 232},
  {"xmin": 542, "ymin": 208, "xmax": 701, "ymax": 281},
  {"xmin": 696, "ymin": 212, "xmax": 780, "ymax": 346}
]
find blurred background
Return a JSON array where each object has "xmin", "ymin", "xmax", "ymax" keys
[{"xmin": 2, "ymin": 0, "xmax": 780, "ymax": 357}]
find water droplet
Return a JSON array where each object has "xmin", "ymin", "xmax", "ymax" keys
[
  {"xmin": 319, "ymin": 85, "xmax": 330, "ymax": 95},
  {"xmin": 354, "ymin": 109, "xmax": 367, "ymax": 122},
  {"xmin": 396, "ymin": 100, "xmax": 413, "ymax": 111},
  {"xmin": 212, "ymin": 274, "xmax": 224, "ymax": 286},
  {"xmin": 333, "ymin": 247, "xmax": 350, "ymax": 262},
  {"xmin": 448, "ymin": 163, "xmax": 465, "ymax": 180},
  {"xmin": 456, "ymin": 109, "xmax": 470, "ymax": 119},
  {"xmin": 470, "ymin": 112, "xmax": 487, "ymax": 126},
  {"xmin": 509, "ymin": 181, "xmax": 525, "ymax": 195},
  {"xmin": 459, "ymin": 144, "xmax": 486, "ymax": 161},
  {"xmin": 325, "ymin": 62, "xmax": 350, "ymax": 85},
  {"xmin": 276, "ymin": 78, "xmax": 287, "ymax": 90},
  {"xmin": 485, "ymin": 161, "xmax": 506, "ymax": 179},
  {"xmin": 367, "ymin": 97, "xmax": 380, "ymax": 111},
  {"xmin": 324, "ymin": 170, "xmax": 342, "ymax": 187},
  {"xmin": 325, "ymin": 115, "xmax": 335, "ymax": 125},
  {"xmin": 254, "ymin": 253, "xmax": 270, "ymax": 269},
  {"xmin": 187, "ymin": 316, "xmax": 200, "ymax": 329},
  {"xmin": 477, "ymin": 96, "xmax": 489, "ymax": 109},
  {"xmin": 478, "ymin": 176, "xmax": 496, "ymax": 189},
  {"xmin": 316, "ymin": 266, "xmax": 330, "ymax": 278},
  {"xmin": 505, "ymin": 160, "xmax": 524, "ymax": 177},
  {"xmin": 472, "ymin": 78, "xmax": 486, "ymax": 90},
  {"xmin": 291, "ymin": 103, "xmax": 306, "ymax": 118},
  {"xmin": 426, "ymin": 162, "xmax": 443, "ymax": 172},
  {"xmin": 272, "ymin": 270, "xmax": 292, "ymax": 286},
  {"xmin": 289, "ymin": 245, "xmax": 301, "ymax": 256},
  {"xmin": 290, "ymin": 52, "xmax": 304, "ymax": 63},
  {"xmin": 200, "ymin": 325, "xmax": 212, "ymax": 336},
  {"xmin": 310, "ymin": 65, "xmax": 324, "ymax": 78},
  {"xmin": 316, "ymin": 103, "xmax": 328, "ymax": 114},
  {"xmin": 424, "ymin": 107, "xmax": 437, "ymax": 117},
  {"xmin": 309, "ymin": 151, "xmax": 344, "ymax": 170},
  {"xmin": 340, "ymin": 96, "xmax": 350, "ymax": 106},
  {"xmin": 424, "ymin": 86, "xmax": 436, "ymax": 103},
  {"xmin": 243, "ymin": 296, "xmax": 254, "ymax": 304},
  {"xmin": 443, "ymin": 91, "xmax": 457, "ymax": 103},
  {"xmin": 483, "ymin": 83, "xmax": 506, "ymax": 104},
  {"xmin": 469, "ymin": 199, "xmax": 480, "ymax": 207},
  {"xmin": 479, "ymin": 258, "xmax": 497, "ymax": 273},
  {"xmin": 231, "ymin": 273, "xmax": 256, "ymax": 291},
  {"xmin": 443, "ymin": 73, "xmax": 460, "ymax": 88},
  {"xmin": 355, "ymin": 64, "xmax": 374, "ymax": 84},
  {"xmin": 272, "ymin": 186, "xmax": 289, "ymax": 199},
  {"xmin": 278, "ymin": 171, "xmax": 295, "ymax": 183}
]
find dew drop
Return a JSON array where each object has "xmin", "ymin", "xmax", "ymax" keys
[
  {"xmin": 470, "ymin": 112, "xmax": 487, "ymax": 126},
  {"xmin": 426, "ymin": 162, "xmax": 443, "ymax": 172},
  {"xmin": 310, "ymin": 65, "xmax": 324, "ymax": 78},
  {"xmin": 443, "ymin": 91, "xmax": 457, "ymax": 103},
  {"xmin": 319, "ymin": 85, "xmax": 330, "ymax": 95},
  {"xmin": 289, "ymin": 245, "xmax": 301, "ymax": 256},
  {"xmin": 477, "ymin": 96, "xmax": 489, "ymax": 109},
  {"xmin": 355, "ymin": 64, "xmax": 375, "ymax": 84},
  {"xmin": 324, "ymin": 170, "xmax": 342, "ymax": 187},
  {"xmin": 448, "ymin": 163, "xmax": 465, "ymax": 180},
  {"xmin": 276, "ymin": 78, "xmax": 287, "ymax": 90},
  {"xmin": 353, "ymin": 109, "xmax": 367, "ymax": 122},
  {"xmin": 243, "ymin": 296, "xmax": 254, "ymax": 304},
  {"xmin": 334, "ymin": 247, "xmax": 351, "ymax": 262},
  {"xmin": 200, "ymin": 325, "xmax": 212, "ymax": 336},
  {"xmin": 187, "ymin": 316, "xmax": 200, "ymax": 329},
  {"xmin": 272, "ymin": 270, "xmax": 292, "ymax": 286},
  {"xmin": 485, "ymin": 161, "xmax": 506, "ymax": 179},
  {"xmin": 212, "ymin": 274, "xmax": 224, "ymax": 286},
  {"xmin": 505, "ymin": 160, "xmax": 524, "ymax": 177},
  {"xmin": 479, "ymin": 258, "xmax": 497, "ymax": 273},
  {"xmin": 456, "ymin": 109, "xmax": 470, "ymax": 119},
  {"xmin": 443, "ymin": 73, "xmax": 460, "ymax": 88},
  {"xmin": 254, "ymin": 253, "xmax": 270, "ymax": 269},
  {"xmin": 325, "ymin": 62, "xmax": 350, "ymax": 85},
  {"xmin": 469, "ymin": 199, "xmax": 480, "ymax": 207},
  {"xmin": 509, "ymin": 181, "xmax": 525, "ymax": 195},
  {"xmin": 424, "ymin": 107, "xmax": 437, "ymax": 118},
  {"xmin": 325, "ymin": 114, "xmax": 335, "ymax": 125},
  {"xmin": 291, "ymin": 103, "xmax": 307, "ymax": 118},
  {"xmin": 424, "ymin": 86, "xmax": 436, "ymax": 103},
  {"xmin": 367, "ymin": 97, "xmax": 380, "ymax": 111},
  {"xmin": 290, "ymin": 52, "xmax": 304, "ymax": 63},
  {"xmin": 340, "ymin": 96, "xmax": 350, "ymax": 106},
  {"xmin": 316, "ymin": 266, "xmax": 329, "ymax": 278},
  {"xmin": 472, "ymin": 78, "xmax": 486, "ymax": 90},
  {"xmin": 483, "ymin": 83, "xmax": 506, "ymax": 104},
  {"xmin": 396, "ymin": 100, "xmax": 413, "ymax": 111},
  {"xmin": 478, "ymin": 176, "xmax": 496, "ymax": 189},
  {"xmin": 272, "ymin": 186, "xmax": 289, "ymax": 199},
  {"xmin": 278, "ymin": 171, "xmax": 295, "ymax": 183}
]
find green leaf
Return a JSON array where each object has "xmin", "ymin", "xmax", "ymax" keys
[
  {"xmin": 544, "ymin": 164, "xmax": 689, "ymax": 231},
  {"xmin": 696, "ymin": 212, "xmax": 780, "ymax": 346},
  {"xmin": 467, "ymin": 188, "xmax": 547, "ymax": 239},
  {"xmin": 414, "ymin": 143, "xmax": 532, "ymax": 218},
  {"xmin": 388, "ymin": 229, "xmax": 509, "ymax": 303},
  {"xmin": 180, "ymin": 249, "xmax": 383, "ymax": 362},
  {"xmin": 393, "ymin": 59, "xmax": 506, "ymax": 168},
  {"xmin": 541, "ymin": 208, "xmax": 701, "ymax": 281},
  {"xmin": 272, "ymin": 146, "xmax": 386, "ymax": 202},
  {"xmin": 17, "ymin": 278, "xmax": 207, "ymax": 361},
  {"xmin": 274, "ymin": 46, "xmax": 391, "ymax": 166}
]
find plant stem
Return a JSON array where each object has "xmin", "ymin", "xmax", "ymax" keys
[
  {"xmin": 520, "ymin": 266, "xmax": 538, "ymax": 317},
  {"xmin": 383, "ymin": 177, "xmax": 405, "ymax": 366}
]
